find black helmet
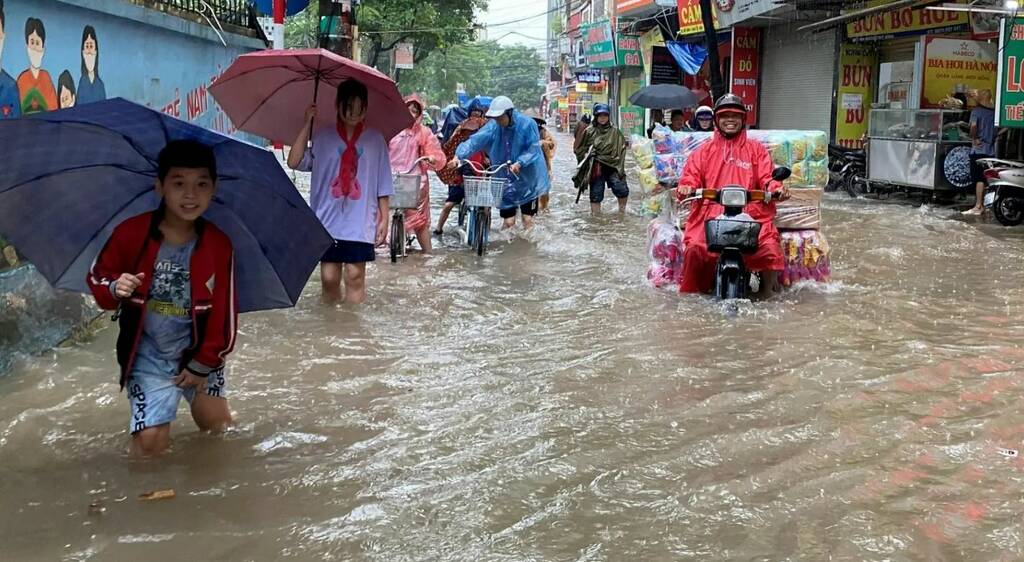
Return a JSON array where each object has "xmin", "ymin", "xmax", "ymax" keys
[{"xmin": 714, "ymin": 93, "xmax": 747, "ymax": 115}]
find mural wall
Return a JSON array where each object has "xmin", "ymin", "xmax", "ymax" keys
[
  {"xmin": 0, "ymin": 0, "xmax": 264, "ymax": 134},
  {"xmin": 0, "ymin": 0, "xmax": 265, "ymax": 376}
]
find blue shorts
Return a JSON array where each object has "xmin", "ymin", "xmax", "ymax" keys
[
  {"xmin": 446, "ymin": 185, "xmax": 466, "ymax": 204},
  {"xmin": 127, "ymin": 368, "xmax": 227, "ymax": 434},
  {"xmin": 590, "ymin": 168, "xmax": 629, "ymax": 203},
  {"xmin": 322, "ymin": 239, "xmax": 375, "ymax": 264}
]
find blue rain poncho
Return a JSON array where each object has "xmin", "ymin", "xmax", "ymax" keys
[{"xmin": 455, "ymin": 110, "xmax": 551, "ymax": 208}]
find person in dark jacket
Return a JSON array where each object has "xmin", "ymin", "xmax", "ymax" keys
[{"xmin": 87, "ymin": 140, "xmax": 237, "ymax": 457}]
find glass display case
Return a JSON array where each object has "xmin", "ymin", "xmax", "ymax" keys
[{"xmin": 867, "ymin": 109, "xmax": 972, "ymax": 191}]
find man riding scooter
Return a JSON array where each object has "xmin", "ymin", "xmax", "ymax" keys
[{"xmin": 675, "ymin": 94, "xmax": 791, "ymax": 296}]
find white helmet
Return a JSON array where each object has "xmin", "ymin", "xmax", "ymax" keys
[
  {"xmin": 695, "ymin": 105, "xmax": 713, "ymax": 117},
  {"xmin": 485, "ymin": 96, "xmax": 515, "ymax": 117}
]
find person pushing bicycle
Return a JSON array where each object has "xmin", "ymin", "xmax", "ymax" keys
[{"xmin": 446, "ymin": 96, "xmax": 550, "ymax": 231}]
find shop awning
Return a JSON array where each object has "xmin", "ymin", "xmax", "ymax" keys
[
  {"xmin": 666, "ymin": 41, "xmax": 707, "ymax": 75},
  {"xmin": 795, "ymin": 0, "xmax": 941, "ymax": 32}
]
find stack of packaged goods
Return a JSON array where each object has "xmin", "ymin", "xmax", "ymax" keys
[{"xmin": 633, "ymin": 126, "xmax": 832, "ymax": 289}]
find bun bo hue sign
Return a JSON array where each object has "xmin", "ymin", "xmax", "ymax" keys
[{"xmin": 847, "ymin": 0, "xmax": 968, "ymax": 40}]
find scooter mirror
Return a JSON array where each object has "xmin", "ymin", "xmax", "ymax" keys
[{"xmin": 772, "ymin": 167, "xmax": 792, "ymax": 182}]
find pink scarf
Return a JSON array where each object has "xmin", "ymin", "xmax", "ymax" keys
[{"xmin": 331, "ymin": 121, "xmax": 364, "ymax": 199}]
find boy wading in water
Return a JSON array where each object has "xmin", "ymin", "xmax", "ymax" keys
[{"xmin": 88, "ymin": 140, "xmax": 237, "ymax": 456}]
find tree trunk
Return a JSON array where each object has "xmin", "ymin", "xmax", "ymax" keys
[{"xmin": 699, "ymin": 0, "xmax": 725, "ymax": 101}]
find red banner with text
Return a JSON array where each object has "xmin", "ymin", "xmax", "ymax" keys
[{"xmin": 730, "ymin": 27, "xmax": 761, "ymax": 127}]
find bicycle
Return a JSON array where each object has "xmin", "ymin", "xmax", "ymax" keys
[
  {"xmin": 390, "ymin": 157, "xmax": 430, "ymax": 263},
  {"xmin": 463, "ymin": 161, "xmax": 514, "ymax": 256}
]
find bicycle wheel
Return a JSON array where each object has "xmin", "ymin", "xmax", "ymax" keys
[
  {"xmin": 465, "ymin": 207, "xmax": 475, "ymax": 247},
  {"xmin": 390, "ymin": 214, "xmax": 402, "ymax": 263},
  {"xmin": 457, "ymin": 199, "xmax": 467, "ymax": 228},
  {"xmin": 475, "ymin": 209, "xmax": 488, "ymax": 256}
]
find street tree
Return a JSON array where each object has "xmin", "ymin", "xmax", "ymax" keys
[
  {"xmin": 358, "ymin": 0, "xmax": 487, "ymax": 72},
  {"xmin": 398, "ymin": 41, "xmax": 544, "ymax": 110}
]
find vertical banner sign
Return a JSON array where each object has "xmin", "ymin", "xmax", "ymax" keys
[
  {"xmin": 616, "ymin": 34, "xmax": 642, "ymax": 67},
  {"xmin": 583, "ymin": 20, "xmax": 617, "ymax": 69},
  {"xmin": 920, "ymin": 36, "xmax": 997, "ymax": 108},
  {"xmin": 730, "ymin": 27, "xmax": 761, "ymax": 127},
  {"xmin": 394, "ymin": 42, "xmax": 414, "ymax": 70},
  {"xmin": 619, "ymin": 105, "xmax": 645, "ymax": 137},
  {"xmin": 997, "ymin": 18, "xmax": 1024, "ymax": 127},
  {"xmin": 835, "ymin": 44, "xmax": 876, "ymax": 148}
]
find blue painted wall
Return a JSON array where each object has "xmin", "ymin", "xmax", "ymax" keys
[{"xmin": 0, "ymin": 0, "xmax": 265, "ymax": 134}]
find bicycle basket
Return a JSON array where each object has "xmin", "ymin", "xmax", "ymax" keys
[
  {"xmin": 391, "ymin": 173, "xmax": 421, "ymax": 209},
  {"xmin": 464, "ymin": 176, "xmax": 507, "ymax": 208}
]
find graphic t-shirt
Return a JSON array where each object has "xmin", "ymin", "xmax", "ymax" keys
[{"xmin": 132, "ymin": 240, "xmax": 196, "ymax": 378}]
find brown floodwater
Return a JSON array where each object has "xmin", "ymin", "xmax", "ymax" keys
[{"xmin": 2, "ymin": 133, "xmax": 1024, "ymax": 561}]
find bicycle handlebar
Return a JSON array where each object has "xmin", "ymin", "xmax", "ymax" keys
[
  {"xmin": 396, "ymin": 156, "xmax": 433, "ymax": 175},
  {"xmin": 463, "ymin": 159, "xmax": 519, "ymax": 178}
]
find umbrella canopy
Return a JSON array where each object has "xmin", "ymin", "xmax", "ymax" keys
[
  {"xmin": 628, "ymin": 84, "xmax": 703, "ymax": 110},
  {"xmin": 0, "ymin": 98, "xmax": 332, "ymax": 313},
  {"xmin": 209, "ymin": 48, "xmax": 413, "ymax": 144}
]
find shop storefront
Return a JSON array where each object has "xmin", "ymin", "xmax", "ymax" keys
[
  {"xmin": 838, "ymin": 1, "xmax": 1000, "ymax": 190},
  {"xmin": 758, "ymin": 21, "xmax": 837, "ymax": 133}
]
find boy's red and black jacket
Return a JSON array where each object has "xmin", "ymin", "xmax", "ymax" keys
[{"xmin": 86, "ymin": 211, "xmax": 237, "ymax": 389}]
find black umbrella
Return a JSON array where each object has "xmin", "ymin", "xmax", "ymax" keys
[{"xmin": 628, "ymin": 84, "xmax": 702, "ymax": 109}]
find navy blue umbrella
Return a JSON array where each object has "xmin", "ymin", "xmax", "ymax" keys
[{"xmin": 0, "ymin": 98, "xmax": 332, "ymax": 312}]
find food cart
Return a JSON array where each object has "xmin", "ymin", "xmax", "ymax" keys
[{"xmin": 867, "ymin": 109, "xmax": 972, "ymax": 192}]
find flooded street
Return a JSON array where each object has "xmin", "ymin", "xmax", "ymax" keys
[{"xmin": 3, "ymin": 133, "xmax": 1024, "ymax": 561}]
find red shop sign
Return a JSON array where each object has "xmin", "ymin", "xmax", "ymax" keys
[{"xmin": 730, "ymin": 27, "xmax": 761, "ymax": 127}]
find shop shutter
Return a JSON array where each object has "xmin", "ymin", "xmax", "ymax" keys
[
  {"xmin": 879, "ymin": 36, "xmax": 919, "ymax": 63},
  {"xmin": 758, "ymin": 23, "xmax": 837, "ymax": 133}
]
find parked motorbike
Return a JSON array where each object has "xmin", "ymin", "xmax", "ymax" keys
[
  {"xmin": 692, "ymin": 167, "xmax": 791, "ymax": 300},
  {"xmin": 827, "ymin": 144, "xmax": 861, "ymax": 194},
  {"xmin": 835, "ymin": 146, "xmax": 868, "ymax": 198},
  {"xmin": 979, "ymin": 158, "xmax": 1024, "ymax": 226}
]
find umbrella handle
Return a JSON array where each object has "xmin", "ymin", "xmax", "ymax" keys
[{"xmin": 308, "ymin": 68, "xmax": 322, "ymax": 158}]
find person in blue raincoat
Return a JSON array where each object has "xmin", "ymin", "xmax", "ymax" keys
[{"xmin": 447, "ymin": 96, "xmax": 550, "ymax": 231}]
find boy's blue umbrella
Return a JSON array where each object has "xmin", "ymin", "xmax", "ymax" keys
[{"xmin": 0, "ymin": 98, "xmax": 333, "ymax": 312}]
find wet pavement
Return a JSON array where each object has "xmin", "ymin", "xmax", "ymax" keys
[{"xmin": 2, "ymin": 133, "xmax": 1024, "ymax": 561}]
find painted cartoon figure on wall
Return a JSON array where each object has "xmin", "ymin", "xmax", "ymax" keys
[
  {"xmin": 78, "ymin": 25, "xmax": 104, "ymax": 104},
  {"xmin": 57, "ymin": 69, "xmax": 75, "ymax": 108},
  {"xmin": 18, "ymin": 17, "xmax": 57, "ymax": 114},
  {"xmin": 0, "ymin": 0, "xmax": 20, "ymax": 119}
]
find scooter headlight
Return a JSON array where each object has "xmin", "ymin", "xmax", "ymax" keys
[{"xmin": 720, "ymin": 189, "xmax": 748, "ymax": 208}]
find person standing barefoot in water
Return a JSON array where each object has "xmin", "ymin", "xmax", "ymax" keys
[{"xmin": 288, "ymin": 79, "xmax": 393, "ymax": 304}]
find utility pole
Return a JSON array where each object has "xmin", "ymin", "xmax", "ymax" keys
[
  {"xmin": 318, "ymin": 0, "xmax": 356, "ymax": 59},
  {"xmin": 272, "ymin": 0, "xmax": 285, "ymax": 49},
  {"xmin": 699, "ymin": 0, "xmax": 726, "ymax": 101}
]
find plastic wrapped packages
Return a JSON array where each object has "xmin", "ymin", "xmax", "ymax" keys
[
  {"xmin": 652, "ymin": 125, "xmax": 673, "ymax": 154},
  {"xmin": 641, "ymin": 192, "xmax": 666, "ymax": 218},
  {"xmin": 774, "ymin": 188, "xmax": 822, "ymax": 230},
  {"xmin": 808, "ymin": 131, "xmax": 828, "ymax": 161},
  {"xmin": 630, "ymin": 135, "xmax": 655, "ymax": 170},
  {"xmin": 780, "ymin": 230, "xmax": 831, "ymax": 287},
  {"xmin": 646, "ymin": 219, "xmax": 684, "ymax": 289},
  {"xmin": 789, "ymin": 133, "xmax": 810, "ymax": 162},
  {"xmin": 655, "ymin": 154, "xmax": 685, "ymax": 184},
  {"xmin": 786, "ymin": 160, "xmax": 808, "ymax": 189},
  {"xmin": 806, "ymin": 158, "xmax": 829, "ymax": 188},
  {"xmin": 637, "ymin": 167, "xmax": 660, "ymax": 196}
]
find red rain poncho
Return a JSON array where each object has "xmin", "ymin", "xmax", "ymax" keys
[
  {"xmin": 388, "ymin": 95, "xmax": 447, "ymax": 232},
  {"xmin": 676, "ymin": 129, "xmax": 785, "ymax": 294}
]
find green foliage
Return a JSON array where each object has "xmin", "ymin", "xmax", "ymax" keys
[
  {"xmin": 397, "ymin": 41, "xmax": 544, "ymax": 110},
  {"xmin": 284, "ymin": 6, "xmax": 319, "ymax": 49},
  {"xmin": 358, "ymin": 0, "xmax": 488, "ymax": 70}
]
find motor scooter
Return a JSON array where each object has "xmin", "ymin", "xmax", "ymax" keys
[
  {"xmin": 979, "ymin": 158, "xmax": 1024, "ymax": 226},
  {"xmin": 687, "ymin": 167, "xmax": 791, "ymax": 300}
]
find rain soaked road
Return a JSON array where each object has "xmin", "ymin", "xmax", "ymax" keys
[{"xmin": 2, "ymin": 133, "xmax": 1024, "ymax": 561}]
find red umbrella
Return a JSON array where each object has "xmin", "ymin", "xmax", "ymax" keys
[{"xmin": 209, "ymin": 48, "xmax": 413, "ymax": 143}]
